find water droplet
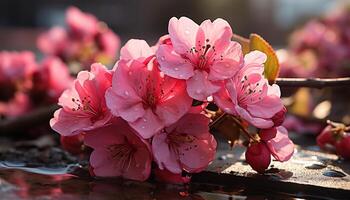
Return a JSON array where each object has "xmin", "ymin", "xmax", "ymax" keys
[
  {"xmin": 161, "ymin": 56, "xmax": 165, "ymax": 61},
  {"xmin": 136, "ymin": 163, "xmax": 140, "ymax": 168},
  {"xmin": 305, "ymin": 163, "xmax": 326, "ymax": 170},
  {"xmin": 196, "ymin": 89, "xmax": 201, "ymax": 94},
  {"xmin": 143, "ymin": 118, "xmax": 147, "ymax": 122},
  {"xmin": 128, "ymin": 71, "xmax": 132, "ymax": 75},
  {"xmin": 179, "ymin": 74, "xmax": 184, "ymax": 78},
  {"xmin": 184, "ymin": 30, "xmax": 190, "ymax": 35},
  {"xmin": 174, "ymin": 67, "xmax": 179, "ymax": 71},
  {"xmin": 323, "ymin": 169, "xmax": 346, "ymax": 178},
  {"xmin": 141, "ymin": 126, "xmax": 145, "ymax": 129},
  {"xmin": 124, "ymin": 91, "xmax": 129, "ymax": 96}
]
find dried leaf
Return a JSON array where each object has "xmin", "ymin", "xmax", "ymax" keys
[
  {"xmin": 210, "ymin": 114, "xmax": 240, "ymax": 147},
  {"xmin": 249, "ymin": 33, "xmax": 280, "ymax": 83}
]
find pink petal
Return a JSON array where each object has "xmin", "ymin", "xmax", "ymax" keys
[
  {"xmin": 235, "ymin": 105, "xmax": 274, "ymax": 129},
  {"xmin": 168, "ymin": 17, "xmax": 199, "ymax": 54},
  {"xmin": 179, "ymin": 134, "xmax": 217, "ymax": 173},
  {"xmin": 247, "ymin": 95, "xmax": 284, "ymax": 119},
  {"xmin": 122, "ymin": 147, "xmax": 152, "ymax": 181},
  {"xmin": 90, "ymin": 149, "xmax": 122, "ymax": 177},
  {"xmin": 266, "ymin": 126, "xmax": 294, "ymax": 162},
  {"xmin": 209, "ymin": 42, "xmax": 243, "ymax": 81},
  {"xmin": 50, "ymin": 108, "xmax": 94, "ymax": 136},
  {"xmin": 174, "ymin": 113, "xmax": 210, "ymax": 138},
  {"xmin": 213, "ymin": 86, "xmax": 235, "ymax": 115},
  {"xmin": 186, "ymin": 70, "xmax": 221, "ymax": 101},
  {"xmin": 198, "ymin": 18, "xmax": 233, "ymax": 53},
  {"xmin": 120, "ymin": 39, "xmax": 153, "ymax": 61},
  {"xmin": 156, "ymin": 79, "xmax": 192, "ymax": 126},
  {"xmin": 130, "ymin": 108, "xmax": 164, "ymax": 139},
  {"xmin": 83, "ymin": 121, "xmax": 126, "ymax": 148},
  {"xmin": 152, "ymin": 132, "xmax": 182, "ymax": 174},
  {"xmin": 156, "ymin": 44, "xmax": 194, "ymax": 79}
]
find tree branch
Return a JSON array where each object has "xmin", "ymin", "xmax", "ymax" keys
[
  {"xmin": 0, "ymin": 104, "xmax": 59, "ymax": 134},
  {"xmin": 276, "ymin": 77, "xmax": 350, "ymax": 89}
]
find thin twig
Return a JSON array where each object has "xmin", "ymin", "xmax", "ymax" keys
[{"xmin": 276, "ymin": 77, "xmax": 350, "ymax": 89}]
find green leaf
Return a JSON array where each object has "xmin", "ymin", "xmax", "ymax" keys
[{"xmin": 249, "ymin": 33, "xmax": 280, "ymax": 83}]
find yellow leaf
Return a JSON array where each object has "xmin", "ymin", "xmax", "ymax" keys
[{"xmin": 249, "ymin": 33, "xmax": 280, "ymax": 83}]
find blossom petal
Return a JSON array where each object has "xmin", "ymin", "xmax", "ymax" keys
[
  {"xmin": 168, "ymin": 17, "xmax": 199, "ymax": 55},
  {"xmin": 120, "ymin": 39, "xmax": 153, "ymax": 61},
  {"xmin": 266, "ymin": 126, "xmax": 294, "ymax": 162},
  {"xmin": 235, "ymin": 105, "xmax": 274, "ymax": 129},
  {"xmin": 186, "ymin": 70, "xmax": 220, "ymax": 101},
  {"xmin": 130, "ymin": 109, "xmax": 164, "ymax": 139},
  {"xmin": 156, "ymin": 44, "xmax": 194, "ymax": 79},
  {"xmin": 152, "ymin": 132, "xmax": 182, "ymax": 174}
]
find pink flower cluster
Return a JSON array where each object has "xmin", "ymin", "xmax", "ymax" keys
[
  {"xmin": 0, "ymin": 51, "xmax": 72, "ymax": 118},
  {"xmin": 37, "ymin": 7, "xmax": 120, "ymax": 71},
  {"xmin": 51, "ymin": 16, "xmax": 293, "ymax": 182},
  {"xmin": 279, "ymin": 7, "xmax": 350, "ymax": 78}
]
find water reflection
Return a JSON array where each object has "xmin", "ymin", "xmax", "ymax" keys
[{"xmin": 0, "ymin": 168, "xmax": 303, "ymax": 200}]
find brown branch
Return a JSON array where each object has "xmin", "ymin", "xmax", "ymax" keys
[
  {"xmin": 0, "ymin": 104, "xmax": 59, "ymax": 134},
  {"xmin": 276, "ymin": 77, "xmax": 350, "ymax": 89}
]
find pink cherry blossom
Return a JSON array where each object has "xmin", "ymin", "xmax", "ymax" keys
[
  {"xmin": 66, "ymin": 6, "xmax": 99, "ymax": 40},
  {"xmin": 31, "ymin": 57, "xmax": 73, "ymax": 103},
  {"xmin": 84, "ymin": 118, "xmax": 152, "ymax": 181},
  {"xmin": 152, "ymin": 113, "xmax": 217, "ymax": 174},
  {"xmin": 0, "ymin": 51, "xmax": 36, "ymax": 117},
  {"xmin": 37, "ymin": 7, "xmax": 120, "ymax": 68},
  {"xmin": 214, "ymin": 51, "xmax": 284, "ymax": 129},
  {"xmin": 156, "ymin": 17, "xmax": 243, "ymax": 100},
  {"xmin": 50, "ymin": 63, "xmax": 113, "ymax": 136},
  {"xmin": 60, "ymin": 133, "xmax": 85, "ymax": 155},
  {"xmin": 105, "ymin": 39, "xmax": 192, "ymax": 139},
  {"xmin": 37, "ymin": 27, "xmax": 68, "ymax": 57}
]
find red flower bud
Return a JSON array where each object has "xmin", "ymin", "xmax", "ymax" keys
[
  {"xmin": 60, "ymin": 134, "xmax": 85, "ymax": 155},
  {"xmin": 245, "ymin": 142, "xmax": 271, "ymax": 173},
  {"xmin": 259, "ymin": 128, "xmax": 277, "ymax": 141},
  {"xmin": 272, "ymin": 106, "xmax": 287, "ymax": 127},
  {"xmin": 335, "ymin": 136, "xmax": 350, "ymax": 159},
  {"xmin": 316, "ymin": 125, "xmax": 336, "ymax": 149}
]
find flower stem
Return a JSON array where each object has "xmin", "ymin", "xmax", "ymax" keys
[{"xmin": 230, "ymin": 116, "xmax": 259, "ymax": 142}]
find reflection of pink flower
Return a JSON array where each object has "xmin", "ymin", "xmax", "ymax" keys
[
  {"xmin": 152, "ymin": 113, "xmax": 217, "ymax": 174},
  {"xmin": 153, "ymin": 168, "xmax": 191, "ymax": 184},
  {"xmin": 84, "ymin": 119, "xmax": 152, "ymax": 181},
  {"xmin": 214, "ymin": 51, "xmax": 284, "ymax": 129},
  {"xmin": 50, "ymin": 63, "xmax": 113, "ymax": 136},
  {"xmin": 246, "ymin": 126, "xmax": 294, "ymax": 173},
  {"xmin": 156, "ymin": 17, "xmax": 243, "ymax": 100},
  {"xmin": 31, "ymin": 57, "xmax": 73, "ymax": 103},
  {"xmin": 106, "ymin": 39, "xmax": 192, "ymax": 139}
]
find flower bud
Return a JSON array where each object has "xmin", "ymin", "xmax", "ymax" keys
[
  {"xmin": 245, "ymin": 142, "xmax": 271, "ymax": 173},
  {"xmin": 316, "ymin": 125, "xmax": 336, "ymax": 149},
  {"xmin": 272, "ymin": 106, "xmax": 287, "ymax": 127},
  {"xmin": 259, "ymin": 128, "xmax": 277, "ymax": 141},
  {"xmin": 335, "ymin": 136, "xmax": 350, "ymax": 159}
]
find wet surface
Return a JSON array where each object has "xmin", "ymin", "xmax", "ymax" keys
[{"xmin": 0, "ymin": 134, "xmax": 349, "ymax": 199}]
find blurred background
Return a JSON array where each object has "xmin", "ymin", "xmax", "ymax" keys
[{"xmin": 0, "ymin": 0, "xmax": 348, "ymax": 50}]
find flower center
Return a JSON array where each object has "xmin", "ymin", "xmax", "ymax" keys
[
  {"xmin": 238, "ymin": 75, "xmax": 264, "ymax": 106},
  {"xmin": 184, "ymin": 38, "xmax": 223, "ymax": 72},
  {"xmin": 108, "ymin": 143, "xmax": 135, "ymax": 170},
  {"xmin": 71, "ymin": 96, "xmax": 103, "ymax": 122}
]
